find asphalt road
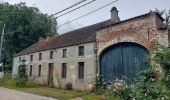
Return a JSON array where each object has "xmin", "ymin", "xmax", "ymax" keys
[{"xmin": 0, "ymin": 87, "xmax": 57, "ymax": 100}]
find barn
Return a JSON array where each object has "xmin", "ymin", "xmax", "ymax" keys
[{"xmin": 12, "ymin": 7, "xmax": 169, "ymax": 91}]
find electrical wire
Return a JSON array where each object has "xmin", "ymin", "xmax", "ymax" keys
[
  {"xmin": 57, "ymin": 0, "xmax": 119, "ymax": 28},
  {"xmin": 49, "ymin": 0, "xmax": 86, "ymax": 17},
  {"xmin": 56, "ymin": 0, "xmax": 96, "ymax": 18}
]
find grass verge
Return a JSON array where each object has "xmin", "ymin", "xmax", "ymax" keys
[{"xmin": 15, "ymin": 87, "xmax": 106, "ymax": 100}]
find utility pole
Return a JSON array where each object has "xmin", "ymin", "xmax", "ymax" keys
[
  {"xmin": 0, "ymin": 23, "xmax": 5, "ymax": 73},
  {"xmin": 0, "ymin": 23, "xmax": 5, "ymax": 59}
]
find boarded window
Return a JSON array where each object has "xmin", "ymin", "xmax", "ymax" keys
[
  {"xmin": 61, "ymin": 63, "xmax": 67, "ymax": 78},
  {"xmin": 79, "ymin": 46, "xmax": 84, "ymax": 56},
  {"xmin": 30, "ymin": 55, "xmax": 33, "ymax": 61},
  {"xmin": 38, "ymin": 65, "xmax": 41, "ymax": 77},
  {"xmin": 62, "ymin": 49, "xmax": 67, "ymax": 58},
  {"xmin": 29, "ymin": 65, "xmax": 32, "ymax": 76},
  {"xmin": 78, "ymin": 62, "xmax": 84, "ymax": 79},
  {"xmin": 50, "ymin": 51, "xmax": 54, "ymax": 59}
]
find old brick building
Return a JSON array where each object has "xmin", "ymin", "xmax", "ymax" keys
[{"xmin": 12, "ymin": 7, "xmax": 169, "ymax": 91}]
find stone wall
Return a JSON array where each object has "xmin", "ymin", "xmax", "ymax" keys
[
  {"xmin": 12, "ymin": 42, "xmax": 96, "ymax": 91},
  {"xmin": 96, "ymin": 12, "xmax": 169, "ymax": 55}
]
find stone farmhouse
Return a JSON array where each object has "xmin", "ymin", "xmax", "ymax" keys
[{"xmin": 12, "ymin": 7, "xmax": 169, "ymax": 91}]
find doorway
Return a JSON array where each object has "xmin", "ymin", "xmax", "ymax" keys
[{"xmin": 48, "ymin": 63, "xmax": 54, "ymax": 87}]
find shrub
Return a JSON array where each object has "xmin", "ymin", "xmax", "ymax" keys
[
  {"xmin": 131, "ymin": 68, "xmax": 168, "ymax": 100},
  {"xmin": 15, "ymin": 63, "xmax": 27, "ymax": 87},
  {"xmin": 65, "ymin": 82, "xmax": 72, "ymax": 90},
  {"xmin": 155, "ymin": 44, "xmax": 170, "ymax": 91},
  {"xmin": 0, "ymin": 74, "xmax": 16, "ymax": 88},
  {"xmin": 95, "ymin": 75, "xmax": 106, "ymax": 94}
]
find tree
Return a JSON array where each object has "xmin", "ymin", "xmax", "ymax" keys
[
  {"xmin": 155, "ymin": 9, "xmax": 170, "ymax": 29},
  {"xmin": 0, "ymin": 2, "xmax": 57, "ymax": 72}
]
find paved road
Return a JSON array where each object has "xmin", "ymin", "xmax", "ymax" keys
[{"xmin": 0, "ymin": 87, "xmax": 57, "ymax": 100}]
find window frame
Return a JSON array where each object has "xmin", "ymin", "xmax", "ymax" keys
[
  {"xmin": 30, "ymin": 55, "xmax": 33, "ymax": 61},
  {"xmin": 61, "ymin": 63, "xmax": 67, "ymax": 78},
  {"xmin": 78, "ymin": 46, "xmax": 84, "ymax": 56},
  {"xmin": 38, "ymin": 65, "xmax": 41, "ymax": 77},
  {"xmin": 62, "ymin": 49, "xmax": 67, "ymax": 58},
  {"xmin": 39, "ymin": 53, "xmax": 42, "ymax": 61},
  {"xmin": 50, "ymin": 51, "xmax": 54, "ymax": 59},
  {"xmin": 19, "ymin": 57, "xmax": 21, "ymax": 63},
  {"xmin": 78, "ymin": 62, "xmax": 84, "ymax": 79},
  {"xmin": 29, "ymin": 65, "xmax": 32, "ymax": 76}
]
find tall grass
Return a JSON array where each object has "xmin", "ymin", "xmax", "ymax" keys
[
  {"xmin": 0, "ymin": 74, "xmax": 41, "ymax": 88},
  {"xmin": 0, "ymin": 74, "xmax": 16, "ymax": 88}
]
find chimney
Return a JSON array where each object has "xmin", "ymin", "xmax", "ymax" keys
[{"xmin": 110, "ymin": 7, "xmax": 120, "ymax": 23}]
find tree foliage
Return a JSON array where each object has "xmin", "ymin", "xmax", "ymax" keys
[
  {"xmin": 0, "ymin": 2, "xmax": 57, "ymax": 71},
  {"xmin": 154, "ymin": 44, "xmax": 170, "ymax": 91},
  {"xmin": 155, "ymin": 8, "xmax": 170, "ymax": 29}
]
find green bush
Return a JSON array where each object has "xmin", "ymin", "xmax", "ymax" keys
[
  {"xmin": 95, "ymin": 75, "xmax": 106, "ymax": 94},
  {"xmin": 15, "ymin": 63, "xmax": 27, "ymax": 87},
  {"xmin": 131, "ymin": 68, "xmax": 168, "ymax": 100},
  {"xmin": 155, "ymin": 44, "xmax": 170, "ymax": 91}
]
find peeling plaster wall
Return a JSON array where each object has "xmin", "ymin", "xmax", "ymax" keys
[{"xmin": 12, "ymin": 42, "xmax": 96, "ymax": 91}]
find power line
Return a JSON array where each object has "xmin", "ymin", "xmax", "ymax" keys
[
  {"xmin": 57, "ymin": 0, "xmax": 119, "ymax": 28},
  {"xmin": 49, "ymin": 0, "xmax": 87, "ymax": 17},
  {"xmin": 56, "ymin": 0, "xmax": 96, "ymax": 18}
]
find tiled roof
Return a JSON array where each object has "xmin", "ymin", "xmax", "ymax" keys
[
  {"xmin": 15, "ymin": 20, "xmax": 112, "ymax": 56},
  {"xmin": 15, "ymin": 12, "xmax": 164, "ymax": 57}
]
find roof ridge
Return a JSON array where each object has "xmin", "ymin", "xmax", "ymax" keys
[
  {"xmin": 57, "ymin": 19, "xmax": 111, "ymax": 37},
  {"xmin": 15, "ymin": 11, "xmax": 164, "ymax": 57},
  {"xmin": 98, "ymin": 11, "xmax": 164, "ymax": 29}
]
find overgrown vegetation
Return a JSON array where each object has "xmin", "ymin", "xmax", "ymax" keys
[
  {"xmin": 95, "ymin": 44, "xmax": 170, "ymax": 100},
  {"xmin": 0, "ymin": 74, "xmax": 105, "ymax": 100},
  {"xmin": 0, "ymin": 2, "xmax": 57, "ymax": 72},
  {"xmin": 0, "ymin": 60, "xmax": 40, "ymax": 88},
  {"xmin": 15, "ymin": 61, "xmax": 27, "ymax": 87},
  {"xmin": 0, "ymin": 74, "xmax": 16, "ymax": 88}
]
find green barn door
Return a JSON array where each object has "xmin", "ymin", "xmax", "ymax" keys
[{"xmin": 100, "ymin": 42, "xmax": 148, "ymax": 83}]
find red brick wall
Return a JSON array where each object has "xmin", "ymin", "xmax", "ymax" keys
[{"xmin": 96, "ymin": 12, "xmax": 169, "ymax": 55}]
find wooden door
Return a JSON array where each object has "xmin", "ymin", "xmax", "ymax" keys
[
  {"xmin": 48, "ymin": 63, "xmax": 54, "ymax": 87},
  {"xmin": 100, "ymin": 42, "xmax": 148, "ymax": 83}
]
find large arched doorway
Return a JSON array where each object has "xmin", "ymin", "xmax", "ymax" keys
[{"xmin": 100, "ymin": 42, "xmax": 149, "ymax": 83}]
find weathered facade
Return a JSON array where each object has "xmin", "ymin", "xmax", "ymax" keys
[{"xmin": 12, "ymin": 7, "xmax": 169, "ymax": 91}]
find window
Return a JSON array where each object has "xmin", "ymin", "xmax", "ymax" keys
[
  {"xmin": 78, "ymin": 62, "xmax": 84, "ymax": 79},
  {"xmin": 38, "ymin": 65, "xmax": 41, "ymax": 77},
  {"xmin": 30, "ymin": 55, "xmax": 33, "ymax": 61},
  {"xmin": 50, "ymin": 51, "xmax": 54, "ymax": 59},
  {"xmin": 39, "ymin": 53, "xmax": 42, "ymax": 60},
  {"xmin": 19, "ymin": 57, "xmax": 21, "ymax": 63},
  {"xmin": 79, "ymin": 46, "xmax": 84, "ymax": 56},
  {"xmin": 62, "ymin": 49, "xmax": 67, "ymax": 58},
  {"xmin": 61, "ymin": 63, "xmax": 67, "ymax": 78},
  {"xmin": 29, "ymin": 65, "xmax": 32, "ymax": 76}
]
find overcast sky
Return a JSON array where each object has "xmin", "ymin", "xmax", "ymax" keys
[{"xmin": 2, "ymin": 0, "xmax": 170, "ymax": 34}]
